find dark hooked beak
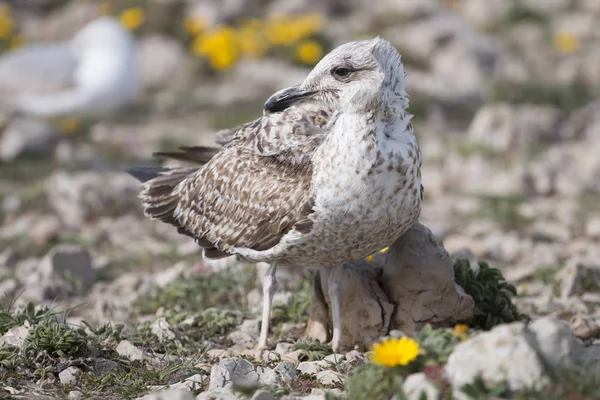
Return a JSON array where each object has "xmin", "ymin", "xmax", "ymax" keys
[{"xmin": 263, "ymin": 86, "xmax": 317, "ymax": 114}]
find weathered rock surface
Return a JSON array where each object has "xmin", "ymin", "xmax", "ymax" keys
[
  {"xmin": 307, "ymin": 222, "xmax": 474, "ymax": 348},
  {"xmin": 446, "ymin": 317, "xmax": 589, "ymax": 391}
]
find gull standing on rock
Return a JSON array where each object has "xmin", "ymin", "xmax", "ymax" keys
[
  {"xmin": 128, "ymin": 37, "xmax": 422, "ymax": 353},
  {"xmin": 0, "ymin": 16, "xmax": 138, "ymax": 119}
]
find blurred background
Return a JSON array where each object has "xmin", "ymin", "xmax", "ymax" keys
[{"xmin": 0, "ymin": 0, "xmax": 599, "ymax": 329}]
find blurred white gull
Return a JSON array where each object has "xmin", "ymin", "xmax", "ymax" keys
[{"xmin": 0, "ymin": 16, "xmax": 139, "ymax": 119}]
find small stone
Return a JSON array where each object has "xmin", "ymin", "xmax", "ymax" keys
[
  {"xmin": 297, "ymin": 361, "xmax": 322, "ymax": 375},
  {"xmin": 227, "ymin": 330, "xmax": 256, "ymax": 350},
  {"xmin": 250, "ymin": 390, "xmax": 276, "ymax": 400},
  {"xmin": 315, "ymin": 370, "xmax": 344, "ymax": 386},
  {"xmin": 208, "ymin": 358, "xmax": 259, "ymax": 391},
  {"xmin": 136, "ymin": 388, "xmax": 196, "ymax": 400},
  {"xmin": 116, "ymin": 340, "xmax": 145, "ymax": 362},
  {"xmin": 196, "ymin": 388, "xmax": 237, "ymax": 400},
  {"xmin": 0, "ymin": 324, "xmax": 30, "ymax": 349},
  {"xmin": 59, "ymin": 366, "xmax": 81, "ymax": 385},
  {"xmin": 274, "ymin": 342, "xmax": 293, "ymax": 355},
  {"xmin": 274, "ymin": 361, "xmax": 298, "ymax": 383},
  {"xmin": 151, "ymin": 317, "xmax": 179, "ymax": 343},
  {"xmin": 403, "ymin": 373, "xmax": 440, "ymax": 400},
  {"xmin": 239, "ymin": 318, "xmax": 261, "ymax": 335},
  {"xmin": 67, "ymin": 391, "xmax": 84, "ymax": 400},
  {"xmin": 323, "ymin": 354, "xmax": 345, "ymax": 364},
  {"xmin": 206, "ymin": 349, "xmax": 233, "ymax": 360},
  {"xmin": 282, "ymin": 349, "xmax": 308, "ymax": 365},
  {"xmin": 43, "ymin": 244, "xmax": 97, "ymax": 290},
  {"xmin": 256, "ymin": 366, "xmax": 279, "ymax": 386}
]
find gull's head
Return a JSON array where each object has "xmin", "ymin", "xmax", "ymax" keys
[{"xmin": 264, "ymin": 37, "xmax": 408, "ymax": 114}]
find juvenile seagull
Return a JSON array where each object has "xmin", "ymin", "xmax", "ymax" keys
[{"xmin": 129, "ymin": 37, "xmax": 422, "ymax": 352}]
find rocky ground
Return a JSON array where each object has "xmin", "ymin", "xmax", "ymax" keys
[{"xmin": 1, "ymin": 0, "xmax": 600, "ymax": 399}]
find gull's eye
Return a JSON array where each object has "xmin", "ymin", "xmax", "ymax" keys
[{"xmin": 332, "ymin": 67, "xmax": 352, "ymax": 79}]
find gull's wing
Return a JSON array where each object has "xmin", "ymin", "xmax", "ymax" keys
[
  {"xmin": 0, "ymin": 43, "xmax": 77, "ymax": 97},
  {"xmin": 135, "ymin": 104, "xmax": 335, "ymax": 257}
]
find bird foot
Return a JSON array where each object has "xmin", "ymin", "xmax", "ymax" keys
[
  {"xmin": 328, "ymin": 340, "xmax": 341, "ymax": 354},
  {"xmin": 253, "ymin": 345, "xmax": 269, "ymax": 362}
]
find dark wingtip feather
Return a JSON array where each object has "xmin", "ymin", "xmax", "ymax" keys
[{"xmin": 126, "ymin": 167, "xmax": 170, "ymax": 183}]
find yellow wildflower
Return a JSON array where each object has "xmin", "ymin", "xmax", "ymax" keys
[
  {"xmin": 185, "ymin": 15, "xmax": 206, "ymax": 36},
  {"xmin": 266, "ymin": 14, "xmax": 323, "ymax": 46},
  {"xmin": 193, "ymin": 26, "xmax": 239, "ymax": 70},
  {"xmin": 553, "ymin": 31, "xmax": 580, "ymax": 54},
  {"xmin": 238, "ymin": 20, "xmax": 269, "ymax": 58},
  {"xmin": 0, "ymin": 10, "xmax": 13, "ymax": 39},
  {"xmin": 9, "ymin": 34, "xmax": 23, "ymax": 49},
  {"xmin": 120, "ymin": 7, "xmax": 145, "ymax": 31},
  {"xmin": 59, "ymin": 117, "xmax": 82, "ymax": 134},
  {"xmin": 296, "ymin": 40, "xmax": 323, "ymax": 65},
  {"xmin": 371, "ymin": 337, "xmax": 420, "ymax": 367},
  {"xmin": 453, "ymin": 323, "xmax": 469, "ymax": 336}
]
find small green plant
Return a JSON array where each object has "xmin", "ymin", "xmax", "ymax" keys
[
  {"xmin": 460, "ymin": 376, "xmax": 510, "ymax": 399},
  {"xmin": 345, "ymin": 363, "xmax": 408, "ymax": 400},
  {"xmin": 0, "ymin": 300, "xmax": 59, "ymax": 335},
  {"xmin": 25, "ymin": 319, "xmax": 88, "ymax": 357},
  {"xmin": 454, "ymin": 259, "xmax": 528, "ymax": 330},
  {"xmin": 292, "ymin": 339, "xmax": 332, "ymax": 361},
  {"xmin": 192, "ymin": 307, "xmax": 242, "ymax": 339},
  {"xmin": 414, "ymin": 325, "xmax": 466, "ymax": 367}
]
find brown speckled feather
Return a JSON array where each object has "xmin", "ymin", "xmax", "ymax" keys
[{"xmin": 137, "ymin": 104, "xmax": 335, "ymax": 258}]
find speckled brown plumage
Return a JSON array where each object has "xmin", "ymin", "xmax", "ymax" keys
[{"xmin": 129, "ymin": 37, "xmax": 423, "ymax": 352}]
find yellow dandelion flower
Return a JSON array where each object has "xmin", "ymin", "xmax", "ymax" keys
[
  {"xmin": 9, "ymin": 34, "xmax": 23, "ymax": 49},
  {"xmin": 185, "ymin": 15, "xmax": 206, "ymax": 36},
  {"xmin": 0, "ymin": 12, "xmax": 13, "ymax": 39},
  {"xmin": 296, "ymin": 40, "xmax": 323, "ymax": 65},
  {"xmin": 237, "ymin": 21, "xmax": 269, "ymax": 58},
  {"xmin": 120, "ymin": 7, "xmax": 145, "ymax": 31},
  {"xmin": 293, "ymin": 14, "xmax": 324, "ymax": 38},
  {"xmin": 553, "ymin": 31, "xmax": 580, "ymax": 54},
  {"xmin": 371, "ymin": 337, "xmax": 420, "ymax": 367},
  {"xmin": 193, "ymin": 26, "xmax": 239, "ymax": 70},
  {"xmin": 59, "ymin": 117, "xmax": 82, "ymax": 134},
  {"xmin": 453, "ymin": 323, "xmax": 469, "ymax": 336}
]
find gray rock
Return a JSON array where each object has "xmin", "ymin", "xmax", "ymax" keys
[
  {"xmin": 323, "ymin": 354, "xmax": 345, "ymax": 364},
  {"xmin": 59, "ymin": 366, "xmax": 81, "ymax": 385},
  {"xmin": 274, "ymin": 361, "xmax": 298, "ymax": 383},
  {"xmin": 403, "ymin": 373, "xmax": 440, "ymax": 400},
  {"xmin": 446, "ymin": 317, "xmax": 587, "ymax": 392},
  {"xmin": 46, "ymin": 171, "xmax": 141, "ymax": 227},
  {"xmin": 136, "ymin": 389, "xmax": 196, "ymax": 400},
  {"xmin": 226, "ymin": 330, "xmax": 256, "ymax": 350},
  {"xmin": 195, "ymin": 388, "xmax": 237, "ymax": 400},
  {"xmin": 274, "ymin": 342, "xmax": 293, "ymax": 355},
  {"xmin": 308, "ymin": 223, "xmax": 473, "ymax": 349},
  {"xmin": 15, "ymin": 244, "xmax": 96, "ymax": 302},
  {"xmin": 0, "ymin": 323, "xmax": 31, "ymax": 349},
  {"xmin": 67, "ymin": 391, "xmax": 84, "ymax": 400},
  {"xmin": 43, "ymin": 244, "xmax": 96, "ymax": 289},
  {"xmin": 315, "ymin": 370, "xmax": 344, "ymax": 386},
  {"xmin": 250, "ymin": 390, "xmax": 276, "ymax": 400},
  {"xmin": 256, "ymin": 366, "xmax": 279, "ymax": 386},
  {"xmin": 116, "ymin": 340, "xmax": 146, "ymax": 362},
  {"xmin": 297, "ymin": 361, "xmax": 322, "ymax": 375},
  {"xmin": 152, "ymin": 317, "xmax": 180, "ymax": 343},
  {"xmin": 0, "ymin": 118, "xmax": 58, "ymax": 162},
  {"xmin": 208, "ymin": 358, "xmax": 259, "ymax": 391}
]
